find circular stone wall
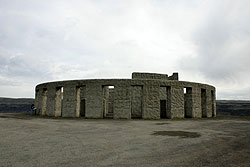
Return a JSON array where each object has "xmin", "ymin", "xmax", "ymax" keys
[{"xmin": 35, "ymin": 73, "xmax": 216, "ymax": 119}]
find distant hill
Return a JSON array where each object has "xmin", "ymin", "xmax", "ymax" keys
[
  {"xmin": 216, "ymin": 100, "xmax": 250, "ymax": 116},
  {"xmin": 1, "ymin": 97, "xmax": 250, "ymax": 116},
  {"xmin": 0, "ymin": 97, "xmax": 35, "ymax": 113}
]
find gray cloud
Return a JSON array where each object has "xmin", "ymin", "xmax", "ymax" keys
[
  {"xmin": 0, "ymin": 0, "xmax": 249, "ymax": 99},
  {"xmin": 178, "ymin": 0, "xmax": 250, "ymax": 99},
  {"xmin": 182, "ymin": 0, "xmax": 250, "ymax": 78}
]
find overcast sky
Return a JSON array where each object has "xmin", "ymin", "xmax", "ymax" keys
[{"xmin": 0, "ymin": 0, "xmax": 250, "ymax": 99}]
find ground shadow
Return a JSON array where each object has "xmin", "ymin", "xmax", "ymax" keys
[{"xmin": 152, "ymin": 131, "xmax": 201, "ymax": 138}]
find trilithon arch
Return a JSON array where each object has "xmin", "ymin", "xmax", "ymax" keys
[{"xmin": 35, "ymin": 72, "xmax": 216, "ymax": 119}]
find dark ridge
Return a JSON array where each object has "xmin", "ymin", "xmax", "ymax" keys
[
  {"xmin": 1, "ymin": 97, "xmax": 250, "ymax": 116},
  {"xmin": 0, "ymin": 97, "xmax": 35, "ymax": 113},
  {"xmin": 216, "ymin": 100, "xmax": 250, "ymax": 116}
]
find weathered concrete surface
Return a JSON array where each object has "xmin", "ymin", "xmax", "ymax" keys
[
  {"xmin": 114, "ymin": 84, "xmax": 131, "ymax": 119},
  {"xmin": 35, "ymin": 73, "xmax": 216, "ymax": 119},
  {"xmin": 192, "ymin": 87, "xmax": 202, "ymax": 118},
  {"xmin": 170, "ymin": 86, "xmax": 184, "ymax": 118},
  {"xmin": 132, "ymin": 72, "xmax": 169, "ymax": 80},
  {"xmin": 131, "ymin": 86, "xmax": 143, "ymax": 118},
  {"xmin": 143, "ymin": 83, "xmax": 160, "ymax": 119},
  {"xmin": 1, "ymin": 113, "xmax": 250, "ymax": 167},
  {"xmin": 41, "ymin": 89, "xmax": 47, "ymax": 116},
  {"xmin": 62, "ymin": 85, "xmax": 77, "ymax": 117},
  {"xmin": 85, "ymin": 84, "xmax": 103, "ymax": 118}
]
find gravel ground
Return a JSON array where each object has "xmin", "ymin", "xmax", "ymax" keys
[{"xmin": 0, "ymin": 113, "xmax": 250, "ymax": 167}]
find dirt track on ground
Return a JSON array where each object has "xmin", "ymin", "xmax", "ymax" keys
[{"xmin": 0, "ymin": 113, "xmax": 250, "ymax": 167}]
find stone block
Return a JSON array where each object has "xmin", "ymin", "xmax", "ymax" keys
[
  {"xmin": 143, "ymin": 84, "xmax": 160, "ymax": 119},
  {"xmin": 192, "ymin": 87, "xmax": 202, "ymax": 118},
  {"xmin": 113, "ymin": 100, "xmax": 131, "ymax": 119},
  {"xmin": 85, "ymin": 84, "xmax": 103, "ymax": 118},
  {"xmin": 62, "ymin": 86, "xmax": 77, "ymax": 117},
  {"xmin": 170, "ymin": 86, "xmax": 184, "ymax": 118}
]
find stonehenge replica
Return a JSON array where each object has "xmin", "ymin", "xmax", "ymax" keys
[{"xmin": 35, "ymin": 72, "xmax": 216, "ymax": 119}]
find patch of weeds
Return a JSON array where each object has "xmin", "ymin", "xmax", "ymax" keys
[{"xmin": 236, "ymin": 116, "xmax": 250, "ymax": 121}]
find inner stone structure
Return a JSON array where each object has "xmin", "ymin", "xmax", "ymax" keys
[{"xmin": 35, "ymin": 72, "xmax": 216, "ymax": 119}]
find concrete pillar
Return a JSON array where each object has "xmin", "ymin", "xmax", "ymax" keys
[
  {"xmin": 206, "ymin": 89, "xmax": 212, "ymax": 118},
  {"xmin": 46, "ymin": 87, "xmax": 56, "ymax": 116},
  {"xmin": 212, "ymin": 89, "xmax": 216, "ymax": 117},
  {"xmin": 201, "ymin": 88, "xmax": 207, "ymax": 117},
  {"xmin": 55, "ymin": 87, "xmax": 63, "ymax": 117},
  {"xmin": 191, "ymin": 86, "xmax": 202, "ymax": 118},
  {"xmin": 108, "ymin": 89, "xmax": 114, "ymax": 114},
  {"xmin": 85, "ymin": 84, "xmax": 103, "ymax": 118},
  {"xmin": 62, "ymin": 85, "xmax": 77, "ymax": 117},
  {"xmin": 113, "ymin": 85, "xmax": 131, "ymax": 119},
  {"xmin": 75, "ymin": 87, "xmax": 81, "ymax": 117},
  {"xmin": 131, "ymin": 86, "xmax": 143, "ymax": 118},
  {"xmin": 169, "ymin": 85, "xmax": 184, "ymax": 118},
  {"xmin": 35, "ymin": 89, "xmax": 41, "ymax": 115},
  {"xmin": 102, "ymin": 86, "xmax": 109, "ymax": 118},
  {"xmin": 41, "ymin": 88, "xmax": 48, "ymax": 116},
  {"xmin": 143, "ymin": 83, "xmax": 160, "ymax": 119},
  {"xmin": 75, "ymin": 86, "xmax": 86, "ymax": 117}
]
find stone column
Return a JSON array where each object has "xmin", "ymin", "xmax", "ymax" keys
[
  {"xmin": 102, "ymin": 86, "xmax": 109, "ymax": 118},
  {"xmin": 143, "ymin": 83, "xmax": 160, "ymax": 119},
  {"xmin": 46, "ymin": 87, "xmax": 56, "ymax": 116},
  {"xmin": 75, "ymin": 87, "xmax": 81, "ymax": 118},
  {"xmin": 169, "ymin": 85, "xmax": 184, "ymax": 118},
  {"xmin": 201, "ymin": 88, "xmax": 207, "ymax": 117},
  {"xmin": 206, "ymin": 89, "xmax": 212, "ymax": 118},
  {"xmin": 55, "ymin": 87, "xmax": 63, "ymax": 117},
  {"xmin": 114, "ymin": 84, "xmax": 131, "ymax": 119},
  {"xmin": 35, "ymin": 89, "xmax": 41, "ymax": 115},
  {"xmin": 80, "ymin": 86, "xmax": 86, "ymax": 117},
  {"xmin": 191, "ymin": 86, "xmax": 202, "ymax": 118},
  {"xmin": 131, "ymin": 85, "xmax": 143, "ymax": 118},
  {"xmin": 212, "ymin": 89, "xmax": 216, "ymax": 117},
  {"xmin": 62, "ymin": 85, "xmax": 77, "ymax": 117},
  {"xmin": 85, "ymin": 84, "xmax": 103, "ymax": 118},
  {"xmin": 75, "ymin": 86, "xmax": 86, "ymax": 118},
  {"xmin": 41, "ymin": 88, "xmax": 48, "ymax": 116}
]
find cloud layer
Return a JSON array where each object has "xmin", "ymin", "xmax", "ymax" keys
[{"xmin": 0, "ymin": 0, "xmax": 249, "ymax": 99}]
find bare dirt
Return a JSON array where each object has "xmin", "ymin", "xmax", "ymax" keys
[{"xmin": 0, "ymin": 113, "xmax": 250, "ymax": 167}]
